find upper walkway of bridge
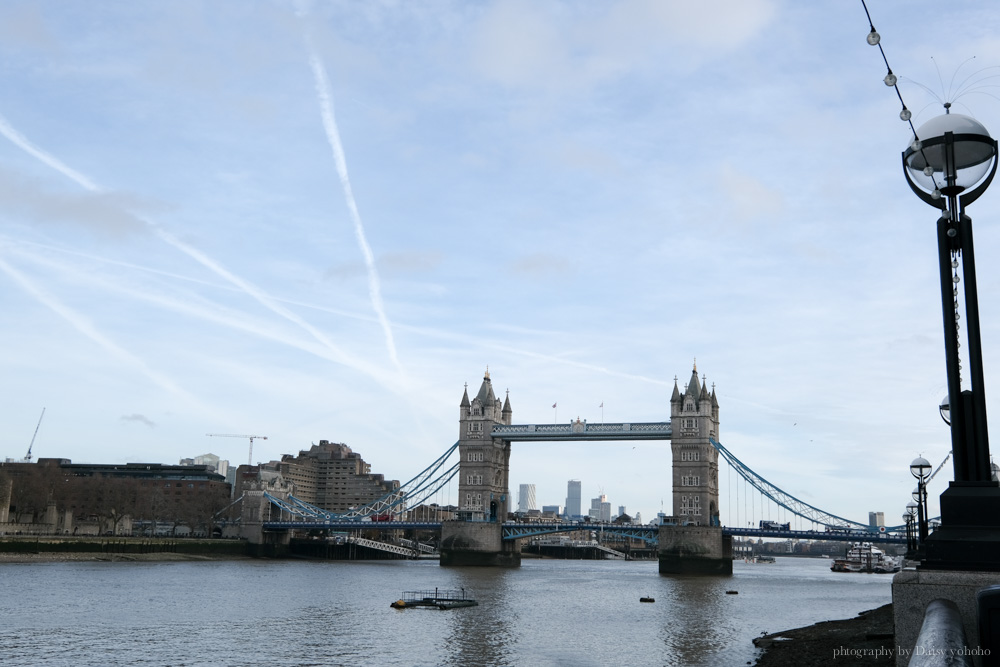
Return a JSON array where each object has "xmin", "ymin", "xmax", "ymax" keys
[{"xmin": 492, "ymin": 421, "xmax": 672, "ymax": 441}]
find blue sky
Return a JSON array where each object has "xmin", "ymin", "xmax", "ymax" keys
[{"xmin": 3, "ymin": 0, "xmax": 1000, "ymax": 527}]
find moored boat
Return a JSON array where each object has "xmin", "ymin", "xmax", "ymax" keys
[{"xmin": 831, "ymin": 542, "xmax": 899, "ymax": 573}]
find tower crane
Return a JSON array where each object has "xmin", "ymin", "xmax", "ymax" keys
[
  {"xmin": 206, "ymin": 433, "xmax": 268, "ymax": 467},
  {"xmin": 25, "ymin": 408, "xmax": 45, "ymax": 462}
]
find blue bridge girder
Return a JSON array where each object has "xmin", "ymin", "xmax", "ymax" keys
[
  {"xmin": 724, "ymin": 526, "xmax": 906, "ymax": 544},
  {"xmin": 258, "ymin": 519, "xmax": 907, "ymax": 545},
  {"xmin": 262, "ymin": 520, "xmax": 444, "ymax": 531},
  {"xmin": 492, "ymin": 421, "xmax": 672, "ymax": 441},
  {"xmin": 501, "ymin": 522, "xmax": 659, "ymax": 544}
]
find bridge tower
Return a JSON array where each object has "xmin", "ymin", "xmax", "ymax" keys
[
  {"xmin": 440, "ymin": 369, "xmax": 520, "ymax": 566},
  {"xmin": 659, "ymin": 363, "xmax": 732, "ymax": 575},
  {"xmin": 669, "ymin": 364, "xmax": 720, "ymax": 526}
]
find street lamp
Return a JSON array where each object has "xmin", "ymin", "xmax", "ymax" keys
[
  {"xmin": 939, "ymin": 396, "xmax": 951, "ymax": 426},
  {"xmin": 905, "ymin": 502, "xmax": 918, "ymax": 554},
  {"xmin": 910, "ymin": 454, "xmax": 931, "ymax": 545},
  {"xmin": 902, "ymin": 109, "xmax": 1000, "ymax": 570}
]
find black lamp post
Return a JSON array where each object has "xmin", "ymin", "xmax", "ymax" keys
[
  {"xmin": 902, "ymin": 109, "xmax": 1000, "ymax": 570},
  {"xmin": 910, "ymin": 456, "xmax": 931, "ymax": 544},
  {"xmin": 904, "ymin": 503, "xmax": 918, "ymax": 555}
]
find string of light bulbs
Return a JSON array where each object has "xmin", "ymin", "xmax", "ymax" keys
[
  {"xmin": 861, "ymin": 0, "xmax": 944, "ymax": 197},
  {"xmin": 861, "ymin": 0, "xmax": 963, "ymax": 381}
]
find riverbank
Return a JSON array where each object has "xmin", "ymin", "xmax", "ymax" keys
[
  {"xmin": 754, "ymin": 603, "xmax": 895, "ymax": 665},
  {"xmin": 0, "ymin": 551, "xmax": 252, "ymax": 563},
  {"xmin": 0, "ymin": 536, "xmax": 250, "ymax": 561}
]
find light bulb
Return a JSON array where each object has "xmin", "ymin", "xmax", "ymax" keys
[
  {"xmin": 884, "ymin": 72, "xmax": 897, "ymax": 86},
  {"xmin": 867, "ymin": 30, "xmax": 880, "ymax": 46},
  {"xmin": 924, "ymin": 166, "xmax": 935, "ymax": 177},
  {"xmin": 900, "ymin": 108, "xmax": 912, "ymax": 121}
]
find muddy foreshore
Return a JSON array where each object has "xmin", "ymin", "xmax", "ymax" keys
[{"xmin": 754, "ymin": 603, "xmax": 895, "ymax": 665}]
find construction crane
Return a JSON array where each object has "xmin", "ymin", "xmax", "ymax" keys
[
  {"xmin": 206, "ymin": 433, "xmax": 268, "ymax": 467},
  {"xmin": 25, "ymin": 408, "xmax": 45, "ymax": 462}
]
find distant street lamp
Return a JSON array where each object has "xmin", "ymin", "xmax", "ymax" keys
[
  {"xmin": 904, "ymin": 504, "xmax": 918, "ymax": 554},
  {"xmin": 910, "ymin": 456, "xmax": 931, "ymax": 545},
  {"xmin": 902, "ymin": 108, "xmax": 1000, "ymax": 570}
]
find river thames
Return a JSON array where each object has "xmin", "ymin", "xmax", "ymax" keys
[{"xmin": 0, "ymin": 555, "xmax": 891, "ymax": 666}]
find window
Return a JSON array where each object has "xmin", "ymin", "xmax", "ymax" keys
[
  {"xmin": 681, "ymin": 476, "xmax": 701, "ymax": 487},
  {"xmin": 464, "ymin": 493, "xmax": 483, "ymax": 510},
  {"xmin": 680, "ymin": 451, "xmax": 701, "ymax": 462}
]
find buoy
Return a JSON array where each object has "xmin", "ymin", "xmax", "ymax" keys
[
  {"xmin": 726, "ymin": 590, "xmax": 738, "ymax": 595},
  {"xmin": 640, "ymin": 597, "xmax": 655, "ymax": 603}
]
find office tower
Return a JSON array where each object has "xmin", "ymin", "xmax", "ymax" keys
[
  {"xmin": 518, "ymin": 484, "xmax": 537, "ymax": 513},
  {"xmin": 566, "ymin": 480, "xmax": 582, "ymax": 518}
]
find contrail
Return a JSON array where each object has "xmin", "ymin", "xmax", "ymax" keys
[
  {"xmin": 0, "ymin": 256, "xmax": 193, "ymax": 400},
  {"xmin": 0, "ymin": 112, "xmax": 392, "ymax": 385},
  {"xmin": 305, "ymin": 43, "xmax": 402, "ymax": 372},
  {"xmin": 10, "ymin": 236, "xmax": 669, "ymax": 390},
  {"xmin": 0, "ymin": 115, "xmax": 99, "ymax": 190},
  {"xmin": 5, "ymin": 240, "xmax": 393, "ymax": 383}
]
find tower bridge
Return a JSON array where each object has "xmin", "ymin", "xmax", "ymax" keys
[
  {"xmin": 252, "ymin": 364, "xmax": 902, "ymax": 573},
  {"xmin": 438, "ymin": 364, "xmax": 727, "ymax": 572}
]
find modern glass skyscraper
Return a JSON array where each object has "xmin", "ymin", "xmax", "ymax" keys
[
  {"xmin": 518, "ymin": 484, "xmax": 536, "ymax": 512},
  {"xmin": 566, "ymin": 479, "xmax": 582, "ymax": 518}
]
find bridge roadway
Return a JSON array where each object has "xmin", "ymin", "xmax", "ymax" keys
[{"xmin": 261, "ymin": 521, "xmax": 906, "ymax": 544}]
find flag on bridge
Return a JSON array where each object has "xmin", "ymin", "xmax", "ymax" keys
[{"xmin": 552, "ymin": 402, "xmax": 557, "ymax": 408}]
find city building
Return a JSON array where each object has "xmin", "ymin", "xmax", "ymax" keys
[
  {"xmin": 869, "ymin": 511, "xmax": 885, "ymax": 528},
  {"xmin": 566, "ymin": 479, "xmax": 582, "ymax": 518},
  {"xmin": 589, "ymin": 494, "xmax": 611, "ymax": 523},
  {"xmin": 276, "ymin": 441, "xmax": 401, "ymax": 514},
  {"xmin": 0, "ymin": 458, "xmax": 229, "ymax": 535},
  {"xmin": 518, "ymin": 484, "xmax": 536, "ymax": 513},
  {"xmin": 179, "ymin": 453, "xmax": 229, "ymax": 480},
  {"xmin": 541, "ymin": 504, "xmax": 562, "ymax": 516}
]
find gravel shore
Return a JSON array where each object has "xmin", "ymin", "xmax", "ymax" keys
[{"xmin": 754, "ymin": 603, "xmax": 895, "ymax": 665}]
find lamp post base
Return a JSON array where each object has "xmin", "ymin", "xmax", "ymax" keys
[{"xmin": 920, "ymin": 482, "xmax": 1000, "ymax": 572}]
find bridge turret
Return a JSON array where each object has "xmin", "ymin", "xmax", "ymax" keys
[
  {"xmin": 670, "ymin": 363, "xmax": 721, "ymax": 527},
  {"xmin": 456, "ymin": 369, "xmax": 512, "ymax": 523}
]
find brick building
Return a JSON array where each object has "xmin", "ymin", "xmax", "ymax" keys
[
  {"xmin": 0, "ymin": 458, "xmax": 230, "ymax": 535},
  {"xmin": 276, "ymin": 441, "xmax": 401, "ymax": 514}
]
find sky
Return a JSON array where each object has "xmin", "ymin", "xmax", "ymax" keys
[{"xmin": 3, "ymin": 0, "xmax": 1000, "ymax": 528}]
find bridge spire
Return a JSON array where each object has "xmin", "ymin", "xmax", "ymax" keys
[{"xmin": 685, "ymin": 366, "xmax": 701, "ymax": 399}]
